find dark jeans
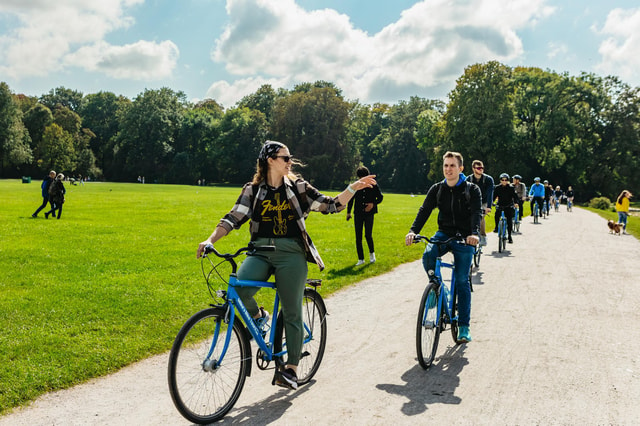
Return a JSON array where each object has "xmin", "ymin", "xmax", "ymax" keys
[
  {"xmin": 516, "ymin": 199, "xmax": 524, "ymax": 220},
  {"xmin": 494, "ymin": 206, "xmax": 514, "ymax": 237},
  {"xmin": 354, "ymin": 214, "xmax": 375, "ymax": 260},
  {"xmin": 33, "ymin": 197, "xmax": 54, "ymax": 216},
  {"xmin": 530, "ymin": 197, "xmax": 543, "ymax": 215},
  {"xmin": 45, "ymin": 202, "xmax": 63, "ymax": 219},
  {"xmin": 421, "ymin": 231, "xmax": 474, "ymax": 327}
]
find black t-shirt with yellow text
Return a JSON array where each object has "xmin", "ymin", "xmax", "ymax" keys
[{"xmin": 253, "ymin": 186, "xmax": 301, "ymax": 238}]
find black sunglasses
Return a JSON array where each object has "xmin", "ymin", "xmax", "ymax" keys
[
  {"xmin": 474, "ymin": 166, "xmax": 484, "ymax": 170},
  {"xmin": 501, "ymin": 178, "xmax": 509, "ymax": 181},
  {"xmin": 274, "ymin": 155, "xmax": 293, "ymax": 162}
]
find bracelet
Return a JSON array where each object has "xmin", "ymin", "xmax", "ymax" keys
[{"xmin": 346, "ymin": 184, "xmax": 356, "ymax": 194}]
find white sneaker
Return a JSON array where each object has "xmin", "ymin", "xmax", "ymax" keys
[
  {"xmin": 369, "ymin": 253, "xmax": 376, "ymax": 263},
  {"xmin": 355, "ymin": 259, "xmax": 365, "ymax": 266}
]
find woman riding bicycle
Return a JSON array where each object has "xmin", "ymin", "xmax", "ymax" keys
[
  {"xmin": 196, "ymin": 140, "xmax": 375, "ymax": 390},
  {"xmin": 405, "ymin": 151, "xmax": 482, "ymax": 343}
]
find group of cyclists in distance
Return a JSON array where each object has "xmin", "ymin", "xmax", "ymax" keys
[{"xmin": 406, "ymin": 153, "xmax": 574, "ymax": 344}]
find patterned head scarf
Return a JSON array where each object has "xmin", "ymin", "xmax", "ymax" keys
[{"xmin": 258, "ymin": 140, "xmax": 286, "ymax": 165}]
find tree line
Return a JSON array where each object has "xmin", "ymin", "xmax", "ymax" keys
[{"xmin": 1, "ymin": 60, "xmax": 638, "ymax": 199}]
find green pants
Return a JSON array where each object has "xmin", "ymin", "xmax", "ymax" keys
[{"xmin": 237, "ymin": 237, "xmax": 308, "ymax": 366}]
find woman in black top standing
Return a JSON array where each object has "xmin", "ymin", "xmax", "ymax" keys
[{"xmin": 347, "ymin": 166, "xmax": 383, "ymax": 265}]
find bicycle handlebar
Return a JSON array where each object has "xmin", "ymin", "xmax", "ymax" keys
[
  {"xmin": 413, "ymin": 234, "xmax": 467, "ymax": 245},
  {"xmin": 204, "ymin": 241, "xmax": 276, "ymax": 259}
]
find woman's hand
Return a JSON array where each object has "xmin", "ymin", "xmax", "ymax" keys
[
  {"xmin": 351, "ymin": 174, "xmax": 376, "ymax": 191},
  {"xmin": 405, "ymin": 232, "xmax": 416, "ymax": 246}
]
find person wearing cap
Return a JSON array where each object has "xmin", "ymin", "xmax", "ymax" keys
[
  {"xmin": 543, "ymin": 180, "xmax": 553, "ymax": 216},
  {"xmin": 528, "ymin": 177, "xmax": 545, "ymax": 219},
  {"xmin": 493, "ymin": 173, "xmax": 519, "ymax": 243},
  {"xmin": 196, "ymin": 140, "xmax": 375, "ymax": 390},
  {"xmin": 512, "ymin": 175, "xmax": 526, "ymax": 221},
  {"xmin": 466, "ymin": 160, "xmax": 494, "ymax": 246}
]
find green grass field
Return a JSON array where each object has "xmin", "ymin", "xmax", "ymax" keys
[{"xmin": 0, "ymin": 179, "xmax": 439, "ymax": 413}]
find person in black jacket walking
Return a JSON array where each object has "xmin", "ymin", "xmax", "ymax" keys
[
  {"xmin": 44, "ymin": 173, "xmax": 66, "ymax": 219},
  {"xmin": 405, "ymin": 151, "xmax": 482, "ymax": 343},
  {"xmin": 347, "ymin": 166, "xmax": 384, "ymax": 265},
  {"xmin": 32, "ymin": 170, "xmax": 56, "ymax": 218}
]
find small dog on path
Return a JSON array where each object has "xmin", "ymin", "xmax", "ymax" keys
[{"xmin": 608, "ymin": 220, "xmax": 623, "ymax": 236}]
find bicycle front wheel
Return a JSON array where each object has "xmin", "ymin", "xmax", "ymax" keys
[
  {"xmin": 274, "ymin": 288, "xmax": 328, "ymax": 384},
  {"xmin": 168, "ymin": 307, "xmax": 250, "ymax": 424},
  {"xmin": 498, "ymin": 221, "xmax": 504, "ymax": 253},
  {"xmin": 416, "ymin": 282, "xmax": 441, "ymax": 369},
  {"xmin": 473, "ymin": 246, "xmax": 481, "ymax": 268}
]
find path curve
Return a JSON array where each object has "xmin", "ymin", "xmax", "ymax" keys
[{"xmin": 3, "ymin": 207, "xmax": 640, "ymax": 425}]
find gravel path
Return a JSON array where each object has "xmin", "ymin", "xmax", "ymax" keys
[{"xmin": 3, "ymin": 207, "xmax": 640, "ymax": 425}]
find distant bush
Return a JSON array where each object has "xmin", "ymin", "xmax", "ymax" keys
[{"xmin": 589, "ymin": 197, "xmax": 611, "ymax": 210}]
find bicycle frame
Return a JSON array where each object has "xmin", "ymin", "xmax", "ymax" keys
[
  {"xmin": 214, "ymin": 275, "xmax": 316, "ymax": 368},
  {"xmin": 431, "ymin": 257, "xmax": 458, "ymax": 328}
]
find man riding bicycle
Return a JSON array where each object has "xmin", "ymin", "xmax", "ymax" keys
[
  {"xmin": 405, "ymin": 151, "xmax": 482, "ymax": 343},
  {"xmin": 466, "ymin": 160, "xmax": 494, "ymax": 246},
  {"xmin": 528, "ymin": 177, "xmax": 545, "ymax": 219},
  {"xmin": 493, "ymin": 173, "xmax": 519, "ymax": 243}
]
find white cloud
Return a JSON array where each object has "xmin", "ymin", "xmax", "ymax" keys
[
  {"xmin": 0, "ymin": 0, "xmax": 177, "ymax": 81},
  {"xmin": 210, "ymin": 0, "xmax": 555, "ymax": 104},
  {"xmin": 595, "ymin": 8, "xmax": 640, "ymax": 85},
  {"xmin": 65, "ymin": 40, "xmax": 179, "ymax": 80},
  {"xmin": 547, "ymin": 42, "xmax": 568, "ymax": 59},
  {"xmin": 205, "ymin": 76, "xmax": 290, "ymax": 109}
]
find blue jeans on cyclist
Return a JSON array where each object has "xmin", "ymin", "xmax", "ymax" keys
[{"xmin": 421, "ymin": 231, "xmax": 474, "ymax": 327}]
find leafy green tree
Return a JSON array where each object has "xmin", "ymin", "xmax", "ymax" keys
[
  {"xmin": 81, "ymin": 92, "xmax": 129, "ymax": 179},
  {"xmin": 40, "ymin": 123, "xmax": 75, "ymax": 172},
  {"xmin": 442, "ymin": 61, "xmax": 515, "ymax": 176},
  {"xmin": 0, "ymin": 82, "xmax": 33, "ymax": 175},
  {"xmin": 23, "ymin": 103, "xmax": 53, "ymax": 152},
  {"xmin": 215, "ymin": 107, "xmax": 268, "ymax": 184},
  {"xmin": 170, "ymin": 106, "xmax": 222, "ymax": 184},
  {"xmin": 271, "ymin": 84, "xmax": 353, "ymax": 188},
  {"xmin": 115, "ymin": 88, "xmax": 187, "ymax": 182},
  {"xmin": 369, "ymin": 97, "xmax": 438, "ymax": 193},
  {"xmin": 40, "ymin": 87, "xmax": 84, "ymax": 112},
  {"xmin": 237, "ymin": 84, "xmax": 279, "ymax": 125}
]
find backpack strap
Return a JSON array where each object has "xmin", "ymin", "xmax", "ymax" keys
[{"xmin": 436, "ymin": 180, "xmax": 471, "ymax": 206}]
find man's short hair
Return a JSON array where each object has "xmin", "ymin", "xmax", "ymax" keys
[
  {"xmin": 471, "ymin": 160, "xmax": 484, "ymax": 169},
  {"xmin": 443, "ymin": 151, "xmax": 464, "ymax": 167}
]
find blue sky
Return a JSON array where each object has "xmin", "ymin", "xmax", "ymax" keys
[{"xmin": 1, "ymin": 0, "xmax": 639, "ymax": 107}]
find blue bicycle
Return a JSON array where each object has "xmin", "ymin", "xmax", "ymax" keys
[
  {"xmin": 513, "ymin": 205, "xmax": 520, "ymax": 233},
  {"xmin": 413, "ymin": 235, "xmax": 470, "ymax": 369},
  {"xmin": 495, "ymin": 207, "xmax": 508, "ymax": 253},
  {"xmin": 533, "ymin": 200, "xmax": 540, "ymax": 224},
  {"xmin": 168, "ymin": 242, "xmax": 328, "ymax": 424}
]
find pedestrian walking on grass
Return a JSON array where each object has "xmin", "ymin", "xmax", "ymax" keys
[
  {"xmin": 44, "ymin": 174, "xmax": 66, "ymax": 219},
  {"xmin": 32, "ymin": 170, "xmax": 56, "ymax": 218}
]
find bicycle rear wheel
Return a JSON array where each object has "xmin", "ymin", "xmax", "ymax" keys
[
  {"xmin": 168, "ymin": 307, "xmax": 250, "ymax": 424},
  {"xmin": 274, "ymin": 288, "xmax": 328, "ymax": 384},
  {"xmin": 416, "ymin": 282, "xmax": 441, "ymax": 369},
  {"xmin": 498, "ymin": 221, "xmax": 504, "ymax": 253}
]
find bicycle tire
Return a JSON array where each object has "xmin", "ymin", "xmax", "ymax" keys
[
  {"xmin": 498, "ymin": 220, "xmax": 504, "ymax": 253},
  {"xmin": 473, "ymin": 246, "xmax": 481, "ymax": 268},
  {"xmin": 450, "ymin": 284, "xmax": 459, "ymax": 343},
  {"xmin": 168, "ymin": 307, "xmax": 250, "ymax": 424},
  {"xmin": 416, "ymin": 282, "xmax": 441, "ymax": 369},
  {"xmin": 534, "ymin": 205, "xmax": 539, "ymax": 224},
  {"xmin": 274, "ymin": 288, "xmax": 328, "ymax": 384}
]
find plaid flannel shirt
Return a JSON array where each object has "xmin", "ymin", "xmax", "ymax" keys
[{"xmin": 218, "ymin": 176, "xmax": 346, "ymax": 270}]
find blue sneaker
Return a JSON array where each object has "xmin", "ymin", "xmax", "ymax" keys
[{"xmin": 457, "ymin": 326, "xmax": 471, "ymax": 343}]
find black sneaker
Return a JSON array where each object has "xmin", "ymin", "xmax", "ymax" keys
[
  {"xmin": 274, "ymin": 368, "xmax": 298, "ymax": 390},
  {"xmin": 508, "ymin": 236, "xmax": 513, "ymax": 243}
]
